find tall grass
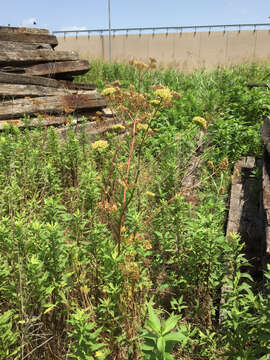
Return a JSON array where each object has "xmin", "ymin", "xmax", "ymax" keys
[{"xmin": 0, "ymin": 61, "xmax": 270, "ymax": 359}]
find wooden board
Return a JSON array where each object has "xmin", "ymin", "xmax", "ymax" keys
[
  {"xmin": 56, "ymin": 117, "xmax": 121, "ymax": 141},
  {"xmin": 1, "ymin": 60, "xmax": 90, "ymax": 77},
  {"xmin": 0, "ymin": 93, "xmax": 106, "ymax": 119},
  {"xmin": 0, "ymin": 26, "xmax": 49, "ymax": 35},
  {"xmin": 102, "ymin": 108, "xmax": 114, "ymax": 117},
  {"xmin": 227, "ymin": 157, "xmax": 260, "ymax": 235},
  {"xmin": 245, "ymin": 82, "xmax": 270, "ymax": 89},
  {"xmin": 220, "ymin": 156, "xmax": 265, "ymax": 323},
  {"xmin": 262, "ymin": 152, "xmax": 270, "ymax": 263},
  {"xmin": 0, "ymin": 114, "xmax": 118, "ymax": 132},
  {"xmin": 24, "ymin": 60, "xmax": 90, "ymax": 77},
  {"xmin": 226, "ymin": 157, "xmax": 264, "ymax": 278},
  {"xmin": 0, "ymin": 40, "xmax": 52, "ymax": 51},
  {"xmin": 0, "ymin": 50, "xmax": 79, "ymax": 66},
  {"xmin": 261, "ymin": 117, "xmax": 270, "ymax": 155},
  {"xmin": 0, "ymin": 113, "xmax": 98, "ymax": 129},
  {"xmin": 0, "ymin": 72, "xmax": 96, "ymax": 90},
  {"xmin": 0, "ymin": 83, "xmax": 72, "ymax": 98},
  {"xmin": 0, "ymin": 32, "xmax": 57, "ymax": 47}
]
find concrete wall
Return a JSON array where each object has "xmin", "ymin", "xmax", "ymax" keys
[{"xmin": 56, "ymin": 29, "xmax": 270, "ymax": 70}]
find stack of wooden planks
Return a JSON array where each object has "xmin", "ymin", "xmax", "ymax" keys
[
  {"xmin": 225, "ymin": 117, "xmax": 270, "ymax": 287},
  {"xmin": 0, "ymin": 26, "xmax": 113, "ymax": 133}
]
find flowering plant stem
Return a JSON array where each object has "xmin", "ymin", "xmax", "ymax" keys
[{"xmin": 117, "ymin": 116, "xmax": 137, "ymax": 254}]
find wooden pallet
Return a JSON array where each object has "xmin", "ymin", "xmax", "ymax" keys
[{"xmin": 0, "ymin": 26, "xmax": 111, "ymax": 132}]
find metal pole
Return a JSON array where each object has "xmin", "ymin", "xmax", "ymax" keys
[{"xmin": 108, "ymin": 0, "xmax": 112, "ymax": 62}]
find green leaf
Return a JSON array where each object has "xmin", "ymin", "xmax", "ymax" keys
[
  {"xmin": 141, "ymin": 343, "xmax": 155, "ymax": 352},
  {"xmin": 164, "ymin": 332, "xmax": 186, "ymax": 343},
  {"xmin": 157, "ymin": 336, "xmax": 166, "ymax": 355},
  {"xmin": 162, "ymin": 313, "xmax": 180, "ymax": 335},
  {"xmin": 146, "ymin": 304, "xmax": 161, "ymax": 334}
]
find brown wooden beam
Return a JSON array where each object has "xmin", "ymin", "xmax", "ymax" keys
[
  {"xmin": 0, "ymin": 26, "xmax": 50, "ymax": 35},
  {"xmin": 0, "ymin": 93, "xmax": 106, "ymax": 119},
  {"xmin": 0, "ymin": 72, "xmax": 96, "ymax": 90},
  {"xmin": 0, "ymin": 50, "xmax": 79, "ymax": 66},
  {"xmin": 0, "ymin": 40, "xmax": 52, "ymax": 51},
  {"xmin": 0, "ymin": 32, "xmax": 57, "ymax": 47}
]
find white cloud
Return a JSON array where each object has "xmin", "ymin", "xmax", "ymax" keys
[
  {"xmin": 20, "ymin": 17, "xmax": 38, "ymax": 27},
  {"xmin": 58, "ymin": 26, "xmax": 87, "ymax": 32}
]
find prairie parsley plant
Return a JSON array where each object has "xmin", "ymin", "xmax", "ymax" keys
[
  {"xmin": 101, "ymin": 87, "xmax": 116, "ymax": 96},
  {"xmin": 192, "ymin": 116, "xmax": 207, "ymax": 130},
  {"xmin": 91, "ymin": 140, "xmax": 109, "ymax": 153}
]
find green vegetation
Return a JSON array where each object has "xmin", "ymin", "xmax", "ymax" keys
[{"xmin": 1, "ymin": 60, "xmax": 270, "ymax": 359}]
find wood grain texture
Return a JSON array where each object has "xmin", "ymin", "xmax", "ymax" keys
[
  {"xmin": 0, "ymin": 26, "xmax": 49, "ymax": 35},
  {"xmin": 24, "ymin": 60, "xmax": 90, "ymax": 77},
  {"xmin": 0, "ymin": 113, "xmax": 99, "ymax": 129},
  {"xmin": 1, "ymin": 60, "xmax": 90, "ymax": 77},
  {"xmin": 261, "ymin": 117, "xmax": 270, "ymax": 155},
  {"xmin": 0, "ymin": 40, "xmax": 52, "ymax": 51},
  {"xmin": 226, "ymin": 156, "xmax": 264, "ymax": 279},
  {"xmin": 0, "ymin": 93, "xmax": 106, "ymax": 119},
  {"xmin": 0, "ymin": 83, "xmax": 72, "ymax": 97},
  {"xmin": 262, "ymin": 152, "xmax": 270, "ymax": 258},
  {"xmin": 0, "ymin": 72, "xmax": 96, "ymax": 90},
  {"xmin": 56, "ymin": 117, "xmax": 121, "ymax": 141},
  {"xmin": 0, "ymin": 50, "xmax": 79, "ymax": 66},
  {"xmin": 0, "ymin": 32, "xmax": 57, "ymax": 46}
]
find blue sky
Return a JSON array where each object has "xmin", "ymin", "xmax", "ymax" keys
[{"xmin": 1, "ymin": 0, "xmax": 270, "ymax": 33}]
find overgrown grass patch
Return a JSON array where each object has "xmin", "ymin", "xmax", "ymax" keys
[{"xmin": 1, "ymin": 61, "xmax": 270, "ymax": 359}]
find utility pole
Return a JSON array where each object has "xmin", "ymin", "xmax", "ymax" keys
[{"xmin": 108, "ymin": 0, "xmax": 112, "ymax": 62}]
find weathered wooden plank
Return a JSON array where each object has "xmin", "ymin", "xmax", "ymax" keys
[
  {"xmin": 226, "ymin": 157, "xmax": 264, "ymax": 279},
  {"xmin": 56, "ymin": 117, "xmax": 121, "ymax": 141},
  {"xmin": 262, "ymin": 152, "xmax": 270, "ymax": 264},
  {"xmin": 220, "ymin": 156, "xmax": 264, "ymax": 322},
  {"xmin": 0, "ymin": 72, "xmax": 96, "ymax": 90},
  {"xmin": 0, "ymin": 93, "xmax": 106, "ymax": 119},
  {"xmin": 0, "ymin": 83, "xmax": 73, "ymax": 98},
  {"xmin": 261, "ymin": 117, "xmax": 270, "ymax": 155},
  {"xmin": 227, "ymin": 157, "xmax": 257, "ymax": 234},
  {"xmin": 1, "ymin": 66, "xmax": 24, "ymax": 74},
  {"xmin": 0, "ymin": 113, "xmax": 118, "ymax": 132},
  {"xmin": 245, "ymin": 82, "xmax": 270, "ymax": 89},
  {"xmin": 0, "ymin": 116, "xmax": 68, "ymax": 129},
  {"xmin": 0, "ymin": 50, "xmax": 79, "ymax": 66},
  {"xmin": 0, "ymin": 26, "xmax": 49, "ymax": 35},
  {"xmin": 1, "ymin": 60, "xmax": 90, "ymax": 77},
  {"xmin": 0, "ymin": 113, "xmax": 97, "ymax": 129},
  {"xmin": 0, "ymin": 32, "xmax": 57, "ymax": 47},
  {"xmin": 102, "ymin": 108, "xmax": 114, "ymax": 117},
  {"xmin": 0, "ymin": 40, "xmax": 52, "ymax": 51},
  {"xmin": 54, "ymin": 80, "xmax": 96, "ymax": 91},
  {"xmin": 24, "ymin": 60, "xmax": 90, "ymax": 77}
]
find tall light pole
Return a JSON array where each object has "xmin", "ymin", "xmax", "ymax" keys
[{"xmin": 108, "ymin": 0, "xmax": 112, "ymax": 62}]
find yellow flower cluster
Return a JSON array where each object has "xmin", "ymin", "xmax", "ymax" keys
[
  {"xmin": 145, "ymin": 191, "xmax": 156, "ymax": 197},
  {"xmin": 129, "ymin": 59, "xmax": 148, "ymax": 70},
  {"xmin": 192, "ymin": 116, "xmax": 207, "ymax": 130},
  {"xmin": 154, "ymin": 87, "xmax": 173, "ymax": 101},
  {"xmin": 219, "ymin": 157, "xmax": 229, "ymax": 170},
  {"xmin": 91, "ymin": 140, "xmax": 109, "ymax": 153},
  {"xmin": 112, "ymin": 80, "xmax": 121, "ymax": 86},
  {"xmin": 150, "ymin": 99, "xmax": 161, "ymax": 106},
  {"xmin": 112, "ymin": 124, "xmax": 125, "ymax": 132},
  {"xmin": 101, "ymin": 87, "xmax": 116, "ymax": 96},
  {"xmin": 137, "ymin": 123, "xmax": 149, "ymax": 131},
  {"xmin": 149, "ymin": 57, "xmax": 157, "ymax": 69}
]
